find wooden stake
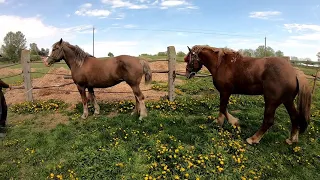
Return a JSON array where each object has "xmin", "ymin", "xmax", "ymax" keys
[
  {"xmin": 21, "ymin": 50, "xmax": 33, "ymax": 101},
  {"xmin": 167, "ymin": 46, "xmax": 176, "ymax": 101}
]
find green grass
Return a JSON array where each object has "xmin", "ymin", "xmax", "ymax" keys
[
  {"xmin": 295, "ymin": 65, "xmax": 318, "ymax": 76},
  {"xmin": 1, "ymin": 72, "xmax": 320, "ymax": 180}
]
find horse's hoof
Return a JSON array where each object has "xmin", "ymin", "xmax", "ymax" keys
[
  {"xmin": 286, "ymin": 139, "xmax": 293, "ymax": 145},
  {"xmin": 94, "ymin": 110, "xmax": 100, "ymax": 115},
  {"xmin": 139, "ymin": 115, "xmax": 147, "ymax": 120},
  {"xmin": 215, "ymin": 119, "xmax": 224, "ymax": 126},
  {"xmin": 81, "ymin": 114, "xmax": 88, "ymax": 119},
  {"xmin": 246, "ymin": 137, "xmax": 259, "ymax": 145}
]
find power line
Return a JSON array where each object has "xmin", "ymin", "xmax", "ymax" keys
[{"xmin": 100, "ymin": 27, "xmax": 264, "ymax": 38}]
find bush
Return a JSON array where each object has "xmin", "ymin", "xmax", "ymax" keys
[
  {"xmin": 0, "ymin": 56, "xmax": 10, "ymax": 62},
  {"xmin": 30, "ymin": 55, "xmax": 41, "ymax": 62}
]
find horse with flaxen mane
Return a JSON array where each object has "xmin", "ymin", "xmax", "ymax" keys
[
  {"xmin": 44, "ymin": 38, "xmax": 152, "ymax": 120},
  {"xmin": 184, "ymin": 45, "xmax": 312, "ymax": 145}
]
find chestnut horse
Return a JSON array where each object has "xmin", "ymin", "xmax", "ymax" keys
[
  {"xmin": 44, "ymin": 38, "xmax": 152, "ymax": 120},
  {"xmin": 185, "ymin": 45, "xmax": 312, "ymax": 145}
]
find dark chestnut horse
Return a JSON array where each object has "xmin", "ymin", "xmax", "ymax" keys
[
  {"xmin": 184, "ymin": 45, "xmax": 312, "ymax": 145},
  {"xmin": 44, "ymin": 38, "xmax": 152, "ymax": 120}
]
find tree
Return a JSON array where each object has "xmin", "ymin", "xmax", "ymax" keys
[
  {"xmin": 254, "ymin": 46, "xmax": 275, "ymax": 58},
  {"xmin": 157, "ymin": 52, "xmax": 167, "ymax": 56},
  {"xmin": 317, "ymin": 52, "xmax": 320, "ymax": 62},
  {"xmin": 38, "ymin": 48, "xmax": 49, "ymax": 56},
  {"xmin": 290, "ymin": 56, "xmax": 299, "ymax": 61},
  {"xmin": 238, "ymin": 49, "xmax": 255, "ymax": 57},
  {"xmin": 0, "ymin": 31, "xmax": 27, "ymax": 62},
  {"xmin": 108, "ymin": 52, "xmax": 114, "ymax": 57},
  {"xmin": 275, "ymin": 50, "xmax": 284, "ymax": 57},
  {"xmin": 177, "ymin": 51, "xmax": 186, "ymax": 57},
  {"xmin": 30, "ymin": 43, "xmax": 39, "ymax": 55}
]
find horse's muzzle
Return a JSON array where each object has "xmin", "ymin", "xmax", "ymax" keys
[
  {"xmin": 43, "ymin": 57, "xmax": 52, "ymax": 67},
  {"xmin": 186, "ymin": 72, "xmax": 196, "ymax": 79}
]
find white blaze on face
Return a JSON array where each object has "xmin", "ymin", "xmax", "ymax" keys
[{"xmin": 43, "ymin": 49, "xmax": 52, "ymax": 67}]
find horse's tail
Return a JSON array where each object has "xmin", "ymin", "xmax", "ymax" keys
[
  {"xmin": 296, "ymin": 71, "xmax": 312, "ymax": 133},
  {"xmin": 140, "ymin": 59, "xmax": 152, "ymax": 84}
]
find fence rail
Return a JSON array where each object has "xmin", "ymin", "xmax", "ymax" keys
[{"xmin": 0, "ymin": 63, "xmax": 20, "ymax": 69}]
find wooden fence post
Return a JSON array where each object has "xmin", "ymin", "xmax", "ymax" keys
[
  {"xmin": 312, "ymin": 68, "xmax": 319, "ymax": 94},
  {"xmin": 21, "ymin": 50, "xmax": 33, "ymax": 101},
  {"xmin": 167, "ymin": 46, "xmax": 176, "ymax": 101}
]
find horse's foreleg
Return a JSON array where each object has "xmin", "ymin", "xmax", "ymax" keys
[
  {"xmin": 284, "ymin": 100, "xmax": 299, "ymax": 145},
  {"xmin": 88, "ymin": 87, "xmax": 100, "ymax": 115},
  {"xmin": 131, "ymin": 85, "xmax": 147, "ymax": 120},
  {"xmin": 246, "ymin": 99, "xmax": 280, "ymax": 144},
  {"xmin": 217, "ymin": 93, "xmax": 239, "ymax": 126},
  {"xmin": 77, "ymin": 85, "xmax": 89, "ymax": 119}
]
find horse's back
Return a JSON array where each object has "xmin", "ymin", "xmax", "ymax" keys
[
  {"xmin": 260, "ymin": 57, "xmax": 298, "ymax": 98},
  {"xmin": 230, "ymin": 56, "xmax": 297, "ymax": 96}
]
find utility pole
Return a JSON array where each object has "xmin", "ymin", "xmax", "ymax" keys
[
  {"xmin": 93, "ymin": 26, "xmax": 95, "ymax": 56},
  {"xmin": 264, "ymin": 36, "xmax": 266, "ymax": 57}
]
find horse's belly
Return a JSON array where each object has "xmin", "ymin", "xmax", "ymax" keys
[
  {"xmin": 89, "ymin": 78, "xmax": 122, "ymax": 88},
  {"xmin": 234, "ymin": 84, "xmax": 263, "ymax": 95}
]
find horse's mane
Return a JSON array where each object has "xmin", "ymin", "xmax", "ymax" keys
[
  {"xmin": 53, "ymin": 41, "xmax": 94, "ymax": 67},
  {"xmin": 191, "ymin": 45, "xmax": 243, "ymax": 59},
  {"xmin": 191, "ymin": 45, "xmax": 243, "ymax": 65}
]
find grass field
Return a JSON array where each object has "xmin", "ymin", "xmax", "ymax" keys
[{"xmin": 0, "ymin": 63, "xmax": 319, "ymax": 179}]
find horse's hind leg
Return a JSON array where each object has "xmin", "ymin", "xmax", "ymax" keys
[
  {"xmin": 131, "ymin": 85, "xmax": 147, "ymax": 120},
  {"xmin": 131, "ymin": 95, "xmax": 140, "ymax": 116},
  {"xmin": 77, "ymin": 85, "xmax": 89, "ymax": 119},
  {"xmin": 88, "ymin": 87, "xmax": 100, "ymax": 115},
  {"xmin": 246, "ymin": 98, "xmax": 281, "ymax": 144},
  {"xmin": 284, "ymin": 100, "xmax": 299, "ymax": 145}
]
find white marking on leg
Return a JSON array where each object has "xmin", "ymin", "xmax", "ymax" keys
[
  {"xmin": 226, "ymin": 111, "xmax": 239, "ymax": 126},
  {"xmin": 132, "ymin": 95, "xmax": 140, "ymax": 115},
  {"xmin": 216, "ymin": 112, "xmax": 225, "ymax": 126},
  {"xmin": 139, "ymin": 100, "xmax": 147, "ymax": 120},
  {"xmin": 82, "ymin": 103, "xmax": 88, "ymax": 119},
  {"xmin": 93, "ymin": 97, "xmax": 100, "ymax": 115}
]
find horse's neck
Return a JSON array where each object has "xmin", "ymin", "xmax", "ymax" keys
[
  {"xmin": 63, "ymin": 48, "xmax": 79, "ymax": 71},
  {"xmin": 200, "ymin": 52, "xmax": 219, "ymax": 75}
]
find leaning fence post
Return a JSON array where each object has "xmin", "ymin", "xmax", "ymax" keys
[
  {"xmin": 312, "ymin": 68, "xmax": 319, "ymax": 94},
  {"xmin": 167, "ymin": 46, "xmax": 176, "ymax": 101},
  {"xmin": 21, "ymin": 50, "xmax": 33, "ymax": 101}
]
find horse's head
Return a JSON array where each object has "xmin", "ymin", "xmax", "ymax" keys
[
  {"xmin": 43, "ymin": 38, "xmax": 65, "ymax": 67},
  {"xmin": 184, "ymin": 46, "xmax": 203, "ymax": 79}
]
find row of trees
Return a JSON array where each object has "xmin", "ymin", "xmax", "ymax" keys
[
  {"xmin": 0, "ymin": 31, "xmax": 49, "ymax": 63},
  {"xmin": 1, "ymin": 30, "xmax": 319, "ymax": 63},
  {"xmin": 143, "ymin": 46, "xmax": 320, "ymax": 63}
]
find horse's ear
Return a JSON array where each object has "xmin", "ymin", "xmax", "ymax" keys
[
  {"xmin": 187, "ymin": 46, "xmax": 192, "ymax": 53},
  {"xmin": 59, "ymin": 38, "xmax": 63, "ymax": 44}
]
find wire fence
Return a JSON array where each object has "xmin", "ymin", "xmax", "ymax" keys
[{"xmin": 3, "ymin": 48, "xmax": 178, "ymax": 100}]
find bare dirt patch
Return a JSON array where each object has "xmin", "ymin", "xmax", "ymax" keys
[
  {"xmin": 5, "ymin": 61, "xmax": 187, "ymax": 105},
  {"xmin": 0, "ymin": 68, "xmax": 37, "ymax": 77}
]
